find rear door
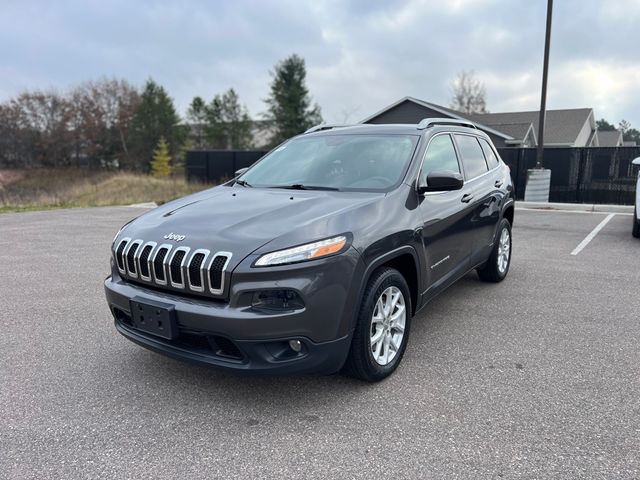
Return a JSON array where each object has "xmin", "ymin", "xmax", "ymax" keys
[
  {"xmin": 453, "ymin": 134, "xmax": 501, "ymax": 265},
  {"xmin": 418, "ymin": 133, "xmax": 476, "ymax": 296}
]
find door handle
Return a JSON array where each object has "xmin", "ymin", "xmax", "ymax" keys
[
  {"xmin": 494, "ymin": 180, "xmax": 503, "ymax": 188},
  {"xmin": 461, "ymin": 193, "xmax": 474, "ymax": 203}
]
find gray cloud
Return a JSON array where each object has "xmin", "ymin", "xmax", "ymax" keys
[{"xmin": 1, "ymin": 0, "xmax": 638, "ymax": 127}]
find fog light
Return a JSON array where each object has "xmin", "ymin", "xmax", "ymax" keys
[
  {"xmin": 289, "ymin": 340, "xmax": 302, "ymax": 353},
  {"xmin": 251, "ymin": 290, "xmax": 304, "ymax": 312}
]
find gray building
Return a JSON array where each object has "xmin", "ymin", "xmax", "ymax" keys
[{"xmin": 361, "ymin": 96, "xmax": 612, "ymax": 148}]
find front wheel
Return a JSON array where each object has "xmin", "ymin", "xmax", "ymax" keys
[
  {"xmin": 344, "ymin": 267, "xmax": 412, "ymax": 382},
  {"xmin": 633, "ymin": 207, "xmax": 640, "ymax": 238},
  {"xmin": 477, "ymin": 218, "xmax": 512, "ymax": 282}
]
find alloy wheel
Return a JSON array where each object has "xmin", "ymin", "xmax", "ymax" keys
[
  {"xmin": 370, "ymin": 286, "xmax": 406, "ymax": 366},
  {"xmin": 497, "ymin": 227, "xmax": 511, "ymax": 274}
]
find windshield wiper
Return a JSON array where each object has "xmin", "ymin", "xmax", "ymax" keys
[
  {"xmin": 235, "ymin": 179, "xmax": 252, "ymax": 187},
  {"xmin": 271, "ymin": 184, "xmax": 340, "ymax": 191}
]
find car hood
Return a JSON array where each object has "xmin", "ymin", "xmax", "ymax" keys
[{"xmin": 118, "ymin": 185, "xmax": 385, "ymax": 266}]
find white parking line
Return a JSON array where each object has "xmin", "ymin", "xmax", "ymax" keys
[{"xmin": 570, "ymin": 213, "xmax": 616, "ymax": 256}]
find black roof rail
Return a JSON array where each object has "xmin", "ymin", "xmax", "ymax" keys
[
  {"xmin": 304, "ymin": 124, "xmax": 351, "ymax": 134},
  {"xmin": 417, "ymin": 118, "xmax": 478, "ymax": 130}
]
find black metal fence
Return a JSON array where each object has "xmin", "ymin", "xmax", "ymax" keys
[
  {"xmin": 186, "ymin": 150, "xmax": 268, "ymax": 183},
  {"xmin": 187, "ymin": 147, "xmax": 640, "ymax": 205},
  {"xmin": 498, "ymin": 147, "xmax": 640, "ymax": 205}
]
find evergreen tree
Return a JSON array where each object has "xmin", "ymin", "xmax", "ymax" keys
[
  {"xmin": 263, "ymin": 54, "xmax": 322, "ymax": 146},
  {"xmin": 186, "ymin": 96, "xmax": 207, "ymax": 149},
  {"xmin": 129, "ymin": 79, "xmax": 183, "ymax": 171},
  {"xmin": 205, "ymin": 88, "xmax": 253, "ymax": 149},
  {"xmin": 596, "ymin": 118, "xmax": 616, "ymax": 131},
  {"xmin": 150, "ymin": 136, "xmax": 172, "ymax": 178}
]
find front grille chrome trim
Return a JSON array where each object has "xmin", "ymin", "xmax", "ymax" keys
[
  {"xmin": 186, "ymin": 249, "xmax": 210, "ymax": 293},
  {"xmin": 124, "ymin": 239, "xmax": 143, "ymax": 279},
  {"xmin": 137, "ymin": 241, "xmax": 157, "ymax": 282},
  {"xmin": 168, "ymin": 247, "xmax": 191, "ymax": 289},
  {"xmin": 150, "ymin": 243, "xmax": 173, "ymax": 286},
  {"xmin": 207, "ymin": 251, "xmax": 233, "ymax": 295},
  {"xmin": 115, "ymin": 237, "xmax": 131, "ymax": 275}
]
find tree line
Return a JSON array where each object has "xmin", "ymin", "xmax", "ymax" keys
[{"xmin": 0, "ymin": 54, "xmax": 322, "ymax": 173}]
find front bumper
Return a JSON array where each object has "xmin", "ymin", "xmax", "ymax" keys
[{"xmin": 104, "ymin": 248, "xmax": 364, "ymax": 374}]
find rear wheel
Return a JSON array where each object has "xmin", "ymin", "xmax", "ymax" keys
[
  {"xmin": 633, "ymin": 207, "xmax": 640, "ymax": 238},
  {"xmin": 477, "ymin": 218, "xmax": 512, "ymax": 282},
  {"xmin": 344, "ymin": 267, "xmax": 412, "ymax": 382}
]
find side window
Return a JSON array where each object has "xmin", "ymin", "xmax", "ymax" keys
[
  {"xmin": 479, "ymin": 138, "xmax": 500, "ymax": 169},
  {"xmin": 421, "ymin": 134, "xmax": 460, "ymax": 183},
  {"xmin": 455, "ymin": 135, "xmax": 488, "ymax": 179}
]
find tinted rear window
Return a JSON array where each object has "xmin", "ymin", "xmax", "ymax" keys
[
  {"xmin": 479, "ymin": 138, "xmax": 500, "ymax": 169},
  {"xmin": 455, "ymin": 135, "xmax": 488, "ymax": 179}
]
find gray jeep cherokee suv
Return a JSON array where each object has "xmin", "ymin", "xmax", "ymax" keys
[{"xmin": 105, "ymin": 118, "xmax": 515, "ymax": 381}]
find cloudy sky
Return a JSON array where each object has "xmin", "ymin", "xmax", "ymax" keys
[{"xmin": 1, "ymin": 0, "xmax": 639, "ymax": 127}]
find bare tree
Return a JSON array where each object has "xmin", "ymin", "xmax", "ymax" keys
[{"xmin": 450, "ymin": 71, "xmax": 488, "ymax": 114}]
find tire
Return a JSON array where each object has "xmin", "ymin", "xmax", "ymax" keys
[
  {"xmin": 477, "ymin": 217, "xmax": 512, "ymax": 283},
  {"xmin": 633, "ymin": 207, "xmax": 640, "ymax": 238},
  {"xmin": 344, "ymin": 267, "xmax": 412, "ymax": 382}
]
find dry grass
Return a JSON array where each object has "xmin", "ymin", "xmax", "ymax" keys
[{"xmin": 0, "ymin": 168, "xmax": 212, "ymax": 213}]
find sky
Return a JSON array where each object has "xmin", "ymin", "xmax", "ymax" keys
[{"xmin": 1, "ymin": 0, "xmax": 639, "ymax": 127}]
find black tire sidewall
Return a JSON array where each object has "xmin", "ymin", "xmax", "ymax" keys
[{"xmin": 348, "ymin": 268, "xmax": 412, "ymax": 381}]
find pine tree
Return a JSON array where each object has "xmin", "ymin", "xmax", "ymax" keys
[
  {"xmin": 150, "ymin": 136, "xmax": 172, "ymax": 178},
  {"xmin": 129, "ymin": 79, "xmax": 183, "ymax": 171},
  {"xmin": 263, "ymin": 55, "xmax": 322, "ymax": 146},
  {"xmin": 204, "ymin": 88, "xmax": 253, "ymax": 149}
]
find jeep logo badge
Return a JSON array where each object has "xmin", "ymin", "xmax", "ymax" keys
[{"xmin": 164, "ymin": 232, "xmax": 186, "ymax": 242}]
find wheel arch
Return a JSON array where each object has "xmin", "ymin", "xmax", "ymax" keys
[{"xmin": 352, "ymin": 246, "xmax": 421, "ymax": 331}]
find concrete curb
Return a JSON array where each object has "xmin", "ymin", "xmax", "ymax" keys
[
  {"xmin": 516, "ymin": 201, "xmax": 633, "ymax": 214},
  {"xmin": 126, "ymin": 202, "xmax": 158, "ymax": 209}
]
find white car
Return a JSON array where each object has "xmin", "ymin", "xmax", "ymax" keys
[{"xmin": 634, "ymin": 157, "xmax": 640, "ymax": 238}]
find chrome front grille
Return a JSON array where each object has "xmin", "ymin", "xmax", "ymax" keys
[{"xmin": 114, "ymin": 238, "xmax": 232, "ymax": 296}]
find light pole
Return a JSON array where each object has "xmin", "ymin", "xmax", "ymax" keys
[{"xmin": 536, "ymin": 0, "xmax": 553, "ymax": 168}]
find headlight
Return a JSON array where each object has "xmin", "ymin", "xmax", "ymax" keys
[{"xmin": 254, "ymin": 235, "xmax": 348, "ymax": 267}]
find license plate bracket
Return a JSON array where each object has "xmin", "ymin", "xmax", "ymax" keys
[{"xmin": 129, "ymin": 297, "xmax": 177, "ymax": 340}]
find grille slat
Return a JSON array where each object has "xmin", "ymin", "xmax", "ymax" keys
[
  {"xmin": 209, "ymin": 255, "xmax": 228, "ymax": 292},
  {"xmin": 188, "ymin": 253, "xmax": 206, "ymax": 289},
  {"xmin": 154, "ymin": 247, "xmax": 169, "ymax": 282},
  {"xmin": 126, "ymin": 242, "xmax": 141, "ymax": 276},
  {"xmin": 138, "ymin": 245, "xmax": 153, "ymax": 279},
  {"xmin": 115, "ymin": 240, "xmax": 128, "ymax": 271},
  {"xmin": 170, "ymin": 249, "xmax": 187, "ymax": 286}
]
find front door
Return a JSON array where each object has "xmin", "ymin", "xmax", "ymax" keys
[{"xmin": 418, "ymin": 133, "xmax": 476, "ymax": 298}]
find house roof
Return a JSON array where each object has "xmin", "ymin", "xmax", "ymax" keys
[
  {"xmin": 360, "ymin": 96, "xmax": 514, "ymax": 140},
  {"xmin": 361, "ymin": 97, "xmax": 595, "ymax": 146},
  {"xmin": 465, "ymin": 108, "xmax": 594, "ymax": 146},
  {"xmin": 595, "ymin": 130, "xmax": 623, "ymax": 147},
  {"xmin": 476, "ymin": 122, "xmax": 536, "ymax": 144}
]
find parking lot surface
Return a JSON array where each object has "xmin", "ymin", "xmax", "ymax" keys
[{"xmin": 1, "ymin": 206, "xmax": 639, "ymax": 479}]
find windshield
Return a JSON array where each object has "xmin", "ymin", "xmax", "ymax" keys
[{"xmin": 237, "ymin": 134, "xmax": 418, "ymax": 192}]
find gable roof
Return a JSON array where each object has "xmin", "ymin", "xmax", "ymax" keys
[
  {"xmin": 360, "ymin": 96, "xmax": 514, "ymax": 140},
  {"xmin": 465, "ymin": 108, "xmax": 594, "ymax": 146},
  {"xmin": 596, "ymin": 129, "xmax": 623, "ymax": 147},
  {"xmin": 361, "ymin": 96, "xmax": 595, "ymax": 146}
]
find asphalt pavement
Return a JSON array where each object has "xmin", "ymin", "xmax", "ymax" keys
[{"xmin": 1, "ymin": 206, "xmax": 639, "ymax": 479}]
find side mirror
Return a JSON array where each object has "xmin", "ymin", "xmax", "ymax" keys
[
  {"xmin": 235, "ymin": 167, "xmax": 249, "ymax": 177},
  {"xmin": 632, "ymin": 157, "xmax": 640, "ymax": 166},
  {"xmin": 418, "ymin": 170, "xmax": 464, "ymax": 194}
]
